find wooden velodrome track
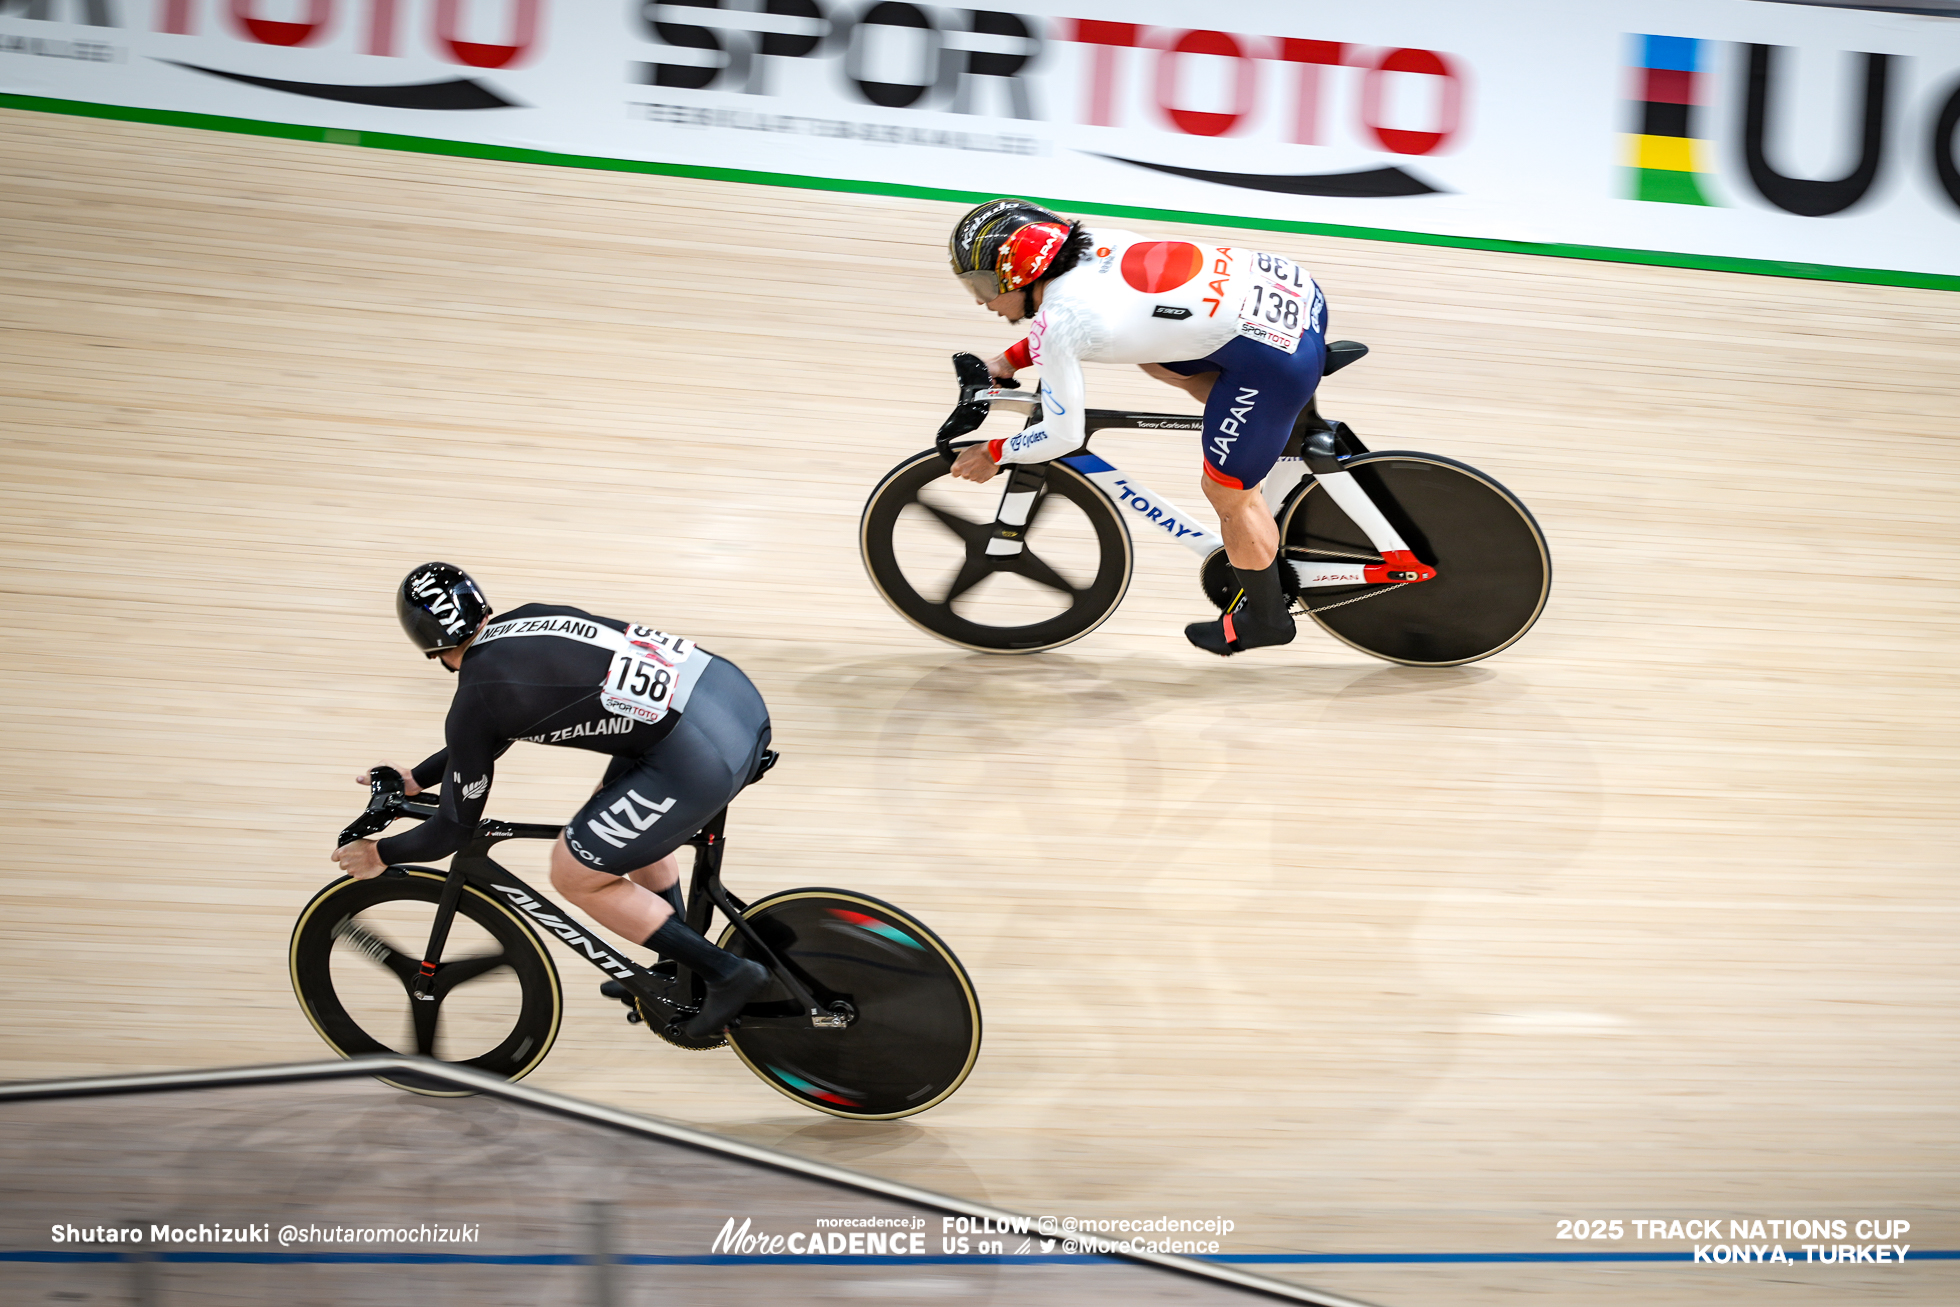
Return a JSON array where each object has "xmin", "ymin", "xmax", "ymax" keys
[{"xmin": 3, "ymin": 106, "xmax": 1957, "ymax": 1306}]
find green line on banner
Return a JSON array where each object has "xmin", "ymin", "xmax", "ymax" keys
[{"xmin": 2, "ymin": 91, "xmax": 1956, "ymax": 295}]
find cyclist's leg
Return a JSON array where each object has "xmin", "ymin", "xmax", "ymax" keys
[
  {"xmin": 549, "ymin": 846, "xmax": 672, "ymax": 940},
  {"xmin": 554, "ymin": 659, "xmax": 770, "ymax": 925},
  {"xmin": 1201, "ymin": 475, "xmax": 1279, "ymax": 568},
  {"xmin": 1196, "ymin": 335, "xmax": 1327, "ymax": 518},
  {"xmin": 1185, "ymin": 332, "xmax": 1328, "ymax": 655},
  {"xmin": 621, "ymin": 656, "xmax": 770, "ymax": 919},
  {"xmin": 628, "ymin": 854, "xmax": 682, "ymax": 907},
  {"xmin": 587, "ymin": 753, "xmax": 683, "ymax": 911},
  {"xmin": 553, "ymin": 656, "xmax": 773, "ymax": 1031}
]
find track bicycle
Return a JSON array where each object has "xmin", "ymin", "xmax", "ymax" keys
[
  {"xmin": 860, "ymin": 344, "xmax": 1551, "ymax": 665},
  {"xmin": 289, "ymin": 764, "xmax": 981, "ymax": 1119}
]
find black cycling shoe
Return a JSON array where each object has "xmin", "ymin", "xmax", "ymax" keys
[
  {"xmin": 600, "ymin": 960, "xmax": 676, "ymax": 1005},
  {"xmin": 1185, "ymin": 606, "xmax": 1296, "ymax": 656},
  {"xmin": 683, "ymin": 957, "xmax": 769, "ymax": 1039}
]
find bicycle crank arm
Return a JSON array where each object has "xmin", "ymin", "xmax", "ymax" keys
[
  {"xmin": 1290, "ymin": 553, "xmax": 1437, "ymax": 588},
  {"xmin": 733, "ymin": 1009, "xmax": 854, "ymax": 1031}
]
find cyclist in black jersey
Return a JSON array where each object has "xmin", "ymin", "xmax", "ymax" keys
[{"xmin": 329, "ymin": 562, "xmax": 771, "ymax": 1037}]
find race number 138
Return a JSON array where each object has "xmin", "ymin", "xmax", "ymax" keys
[{"xmin": 1237, "ymin": 253, "xmax": 1314, "ymax": 354}]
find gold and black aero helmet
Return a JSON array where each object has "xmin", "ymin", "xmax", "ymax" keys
[
  {"xmin": 949, "ymin": 198, "xmax": 1067, "ymax": 302},
  {"xmin": 397, "ymin": 561, "xmax": 492, "ymax": 656}
]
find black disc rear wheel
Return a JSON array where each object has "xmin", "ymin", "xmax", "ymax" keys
[
  {"xmin": 1279, "ymin": 452, "xmax": 1550, "ymax": 666},
  {"xmin": 290, "ymin": 870, "xmax": 562, "ymax": 1097},
  {"xmin": 719, "ymin": 890, "xmax": 981, "ymax": 1120},
  {"xmin": 860, "ymin": 450, "xmax": 1132, "ymax": 653}
]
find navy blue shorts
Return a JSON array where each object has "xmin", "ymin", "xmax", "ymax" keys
[
  {"xmin": 1163, "ymin": 326, "xmax": 1327, "ymax": 491},
  {"xmin": 563, "ymin": 657, "xmax": 772, "ymax": 874}
]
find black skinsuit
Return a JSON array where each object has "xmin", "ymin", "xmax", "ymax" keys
[{"xmin": 376, "ymin": 603, "xmax": 771, "ymax": 872}]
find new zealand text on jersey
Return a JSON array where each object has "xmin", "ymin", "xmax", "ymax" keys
[
  {"xmin": 480, "ymin": 615, "xmax": 601, "ymax": 643},
  {"xmin": 522, "ymin": 717, "xmax": 637, "ymax": 745}
]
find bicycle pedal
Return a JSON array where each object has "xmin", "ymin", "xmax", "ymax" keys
[
  {"xmin": 625, "ymin": 1009, "xmax": 643, "ymax": 1025},
  {"xmin": 599, "ymin": 980, "xmax": 632, "ymax": 1004}
]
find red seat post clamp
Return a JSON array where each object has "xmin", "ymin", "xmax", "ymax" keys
[{"xmin": 1362, "ymin": 550, "xmax": 1436, "ymax": 585}]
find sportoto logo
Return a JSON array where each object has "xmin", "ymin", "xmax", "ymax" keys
[
  {"xmin": 18, "ymin": 0, "xmax": 542, "ymax": 110},
  {"xmin": 639, "ymin": 10, "xmax": 1464, "ymax": 197}
]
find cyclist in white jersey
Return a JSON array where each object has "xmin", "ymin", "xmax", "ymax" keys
[{"xmin": 945, "ymin": 199, "xmax": 1328, "ymax": 656}]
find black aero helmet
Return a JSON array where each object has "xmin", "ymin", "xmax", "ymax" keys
[
  {"xmin": 397, "ymin": 562, "xmax": 492, "ymax": 656},
  {"xmin": 948, "ymin": 198, "xmax": 1065, "ymax": 302}
]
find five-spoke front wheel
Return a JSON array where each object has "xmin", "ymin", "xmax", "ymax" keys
[{"xmin": 859, "ymin": 450, "xmax": 1133, "ymax": 653}]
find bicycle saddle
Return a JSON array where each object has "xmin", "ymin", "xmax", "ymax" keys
[{"xmin": 1323, "ymin": 339, "xmax": 1369, "ymax": 376}]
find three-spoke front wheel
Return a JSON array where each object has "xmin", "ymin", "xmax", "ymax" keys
[
  {"xmin": 289, "ymin": 869, "xmax": 561, "ymax": 1097},
  {"xmin": 720, "ymin": 890, "xmax": 981, "ymax": 1120},
  {"xmin": 860, "ymin": 451, "xmax": 1132, "ymax": 653}
]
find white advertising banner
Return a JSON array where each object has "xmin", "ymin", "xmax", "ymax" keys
[{"xmin": 2, "ymin": 0, "xmax": 1957, "ymax": 288}]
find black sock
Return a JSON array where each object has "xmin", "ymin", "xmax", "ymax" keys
[
  {"xmin": 1230, "ymin": 560, "xmax": 1291, "ymax": 627},
  {"xmin": 646, "ymin": 882, "xmax": 688, "ymax": 963},
  {"xmin": 656, "ymin": 881, "xmax": 684, "ymax": 921},
  {"xmin": 646, "ymin": 917, "xmax": 744, "ymax": 984}
]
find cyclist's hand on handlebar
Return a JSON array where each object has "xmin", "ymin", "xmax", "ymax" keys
[
  {"xmin": 355, "ymin": 762, "xmax": 421, "ymax": 797},
  {"xmin": 331, "ymin": 838, "xmax": 387, "ymax": 880},
  {"xmin": 986, "ymin": 354, "xmax": 1017, "ymax": 382},
  {"xmin": 950, "ymin": 443, "xmax": 1000, "ymax": 483}
]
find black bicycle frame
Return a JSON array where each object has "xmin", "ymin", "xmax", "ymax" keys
[{"xmin": 345, "ymin": 775, "xmax": 842, "ymax": 1033}]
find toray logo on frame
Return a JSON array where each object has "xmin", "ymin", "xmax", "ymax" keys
[{"xmin": 1624, "ymin": 33, "xmax": 1960, "ymax": 217}]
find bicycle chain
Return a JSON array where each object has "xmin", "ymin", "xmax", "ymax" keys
[
  {"xmin": 1288, "ymin": 546, "xmax": 1378, "ymax": 563},
  {"xmin": 1298, "ymin": 586, "xmax": 1400, "ymax": 617}
]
